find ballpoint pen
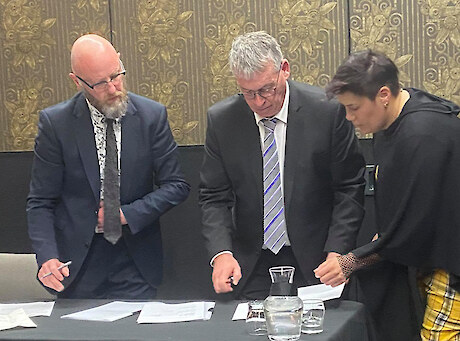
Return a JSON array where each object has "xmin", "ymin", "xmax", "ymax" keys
[{"xmin": 40, "ymin": 261, "xmax": 72, "ymax": 279}]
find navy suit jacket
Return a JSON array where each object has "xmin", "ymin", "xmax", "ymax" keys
[
  {"xmin": 27, "ymin": 92, "xmax": 190, "ymax": 289},
  {"xmin": 199, "ymin": 81, "xmax": 365, "ymax": 294}
]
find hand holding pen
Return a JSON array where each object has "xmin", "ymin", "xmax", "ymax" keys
[
  {"xmin": 38, "ymin": 259, "xmax": 72, "ymax": 292},
  {"xmin": 41, "ymin": 261, "xmax": 72, "ymax": 279}
]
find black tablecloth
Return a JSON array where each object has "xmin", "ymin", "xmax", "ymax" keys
[{"xmin": 0, "ymin": 299, "xmax": 369, "ymax": 340}]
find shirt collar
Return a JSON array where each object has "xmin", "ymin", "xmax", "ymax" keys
[{"xmin": 254, "ymin": 81, "xmax": 290, "ymax": 124}]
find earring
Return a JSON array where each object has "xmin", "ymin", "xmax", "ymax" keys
[{"xmin": 384, "ymin": 102, "xmax": 388, "ymax": 108}]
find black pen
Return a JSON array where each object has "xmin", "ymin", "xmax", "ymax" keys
[{"xmin": 40, "ymin": 261, "xmax": 72, "ymax": 279}]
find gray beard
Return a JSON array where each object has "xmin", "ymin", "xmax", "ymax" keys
[{"xmin": 101, "ymin": 98, "xmax": 128, "ymax": 119}]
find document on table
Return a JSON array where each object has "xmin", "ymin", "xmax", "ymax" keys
[
  {"xmin": 137, "ymin": 301, "xmax": 215, "ymax": 323},
  {"xmin": 232, "ymin": 302, "xmax": 249, "ymax": 320},
  {"xmin": 0, "ymin": 309, "xmax": 37, "ymax": 331},
  {"xmin": 61, "ymin": 301, "xmax": 148, "ymax": 322},
  {"xmin": 298, "ymin": 283, "xmax": 345, "ymax": 301},
  {"xmin": 0, "ymin": 302, "xmax": 54, "ymax": 317}
]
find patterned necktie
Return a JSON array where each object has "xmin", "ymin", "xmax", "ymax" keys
[
  {"xmin": 262, "ymin": 118, "xmax": 288, "ymax": 254},
  {"xmin": 103, "ymin": 118, "xmax": 121, "ymax": 244}
]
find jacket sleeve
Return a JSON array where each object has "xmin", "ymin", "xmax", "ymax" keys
[
  {"xmin": 324, "ymin": 104, "xmax": 366, "ymax": 254},
  {"xmin": 27, "ymin": 110, "xmax": 63, "ymax": 266},
  {"xmin": 121, "ymin": 105, "xmax": 190, "ymax": 234},
  {"xmin": 198, "ymin": 110, "xmax": 235, "ymax": 259}
]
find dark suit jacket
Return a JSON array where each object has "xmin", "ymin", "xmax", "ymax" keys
[
  {"xmin": 27, "ymin": 92, "xmax": 190, "ymax": 290},
  {"xmin": 199, "ymin": 80, "xmax": 365, "ymax": 294}
]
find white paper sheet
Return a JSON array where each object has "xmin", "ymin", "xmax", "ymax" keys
[
  {"xmin": 60, "ymin": 301, "xmax": 148, "ymax": 322},
  {"xmin": 298, "ymin": 283, "xmax": 345, "ymax": 301},
  {"xmin": 0, "ymin": 302, "xmax": 54, "ymax": 317},
  {"xmin": 137, "ymin": 301, "xmax": 215, "ymax": 324},
  {"xmin": 0, "ymin": 309, "xmax": 37, "ymax": 331},
  {"xmin": 232, "ymin": 302, "xmax": 249, "ymax": 321}
]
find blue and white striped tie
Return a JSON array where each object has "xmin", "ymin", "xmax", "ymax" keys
[{"xmin": 262, "ymin": 118, "xmax": 288, "ymax": 254}]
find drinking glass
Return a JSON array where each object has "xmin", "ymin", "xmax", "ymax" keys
[
  {"xmin": 301, "ymin": 299, "xmax": 325, "ymax": 334},
  {"xmin": 246, "ymin": 300, "xmax": 266, "ymax": 335}
]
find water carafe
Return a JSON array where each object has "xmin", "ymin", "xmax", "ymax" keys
[{"xmin": 263, "ymin": 266, "xmax": 303, "ymax": 341}]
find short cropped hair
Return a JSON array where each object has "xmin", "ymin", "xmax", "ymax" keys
[
  {"xmin": 325, "ymin": 50, "xmax": 400, "ymax": 100},
  {"xmin": 229, "ymin": 31, "xmax": 283, "ymax": 79}
]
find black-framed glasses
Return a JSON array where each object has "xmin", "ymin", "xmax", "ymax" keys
[
  {"xmin": 74, "ymin": 60, "xmax": 126, "ymax": 92},
  {"xmin": 240, "ymin": 65, "xmax": 281, "ymax": 100}
]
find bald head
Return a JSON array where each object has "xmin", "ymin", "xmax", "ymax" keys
[{"xmin": 70, "ymin": 34, "xmax": 119, "ymax": 77}]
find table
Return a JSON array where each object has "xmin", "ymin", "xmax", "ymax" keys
[{"xmin": 0, "ymin": 300, "xmax": 369, "ymax": 340}]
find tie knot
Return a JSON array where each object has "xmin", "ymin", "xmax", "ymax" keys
[{"xmin": 262, "ymin": 118, "xmax": 277, "ymax": 131}]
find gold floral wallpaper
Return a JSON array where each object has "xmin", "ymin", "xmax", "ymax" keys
[{"xmin": 0, "ymin": 0, "xmax": 459, "ymax": 151}]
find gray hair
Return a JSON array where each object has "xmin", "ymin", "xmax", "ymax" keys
[{"xmin": 229, "ymin": 31, "xmax": 283, "ymax": 79}]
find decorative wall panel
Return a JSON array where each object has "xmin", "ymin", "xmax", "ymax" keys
[
  {"xmin": 0, "ymin": 0, "xmax": 110, "ymax": 151},
  {"xmin": 0, "ymin": 0, "xmax": 458, "ymax": 151},
  {"xmin": 349, "ymin": 0, "xmax": 460, "ymax": 137}
]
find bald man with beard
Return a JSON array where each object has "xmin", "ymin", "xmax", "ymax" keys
[{"xmin": 27, "ymin": 34, "xmax": 190, "ymax": 299}]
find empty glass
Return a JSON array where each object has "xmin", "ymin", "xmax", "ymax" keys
[
  {"xmin": 301, "ymin": 299, "xmax": 325, "ymax": 334},
  {"xmin": 246, "ymin": 300, "xmax": 266, "ymax": 335}
]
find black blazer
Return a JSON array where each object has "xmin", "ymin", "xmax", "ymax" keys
[
  {"xmin": 199, "ymin": 80, "xmax": 365, "ymax": 293},
  {"xmin": 27, "ymin": 92, "xmax": 190, "ymax": 290}
]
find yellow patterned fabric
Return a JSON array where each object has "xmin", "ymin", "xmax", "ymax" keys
[{"xmin": 420, "ymin": 269, "xmax": 460, "ymax": 341}]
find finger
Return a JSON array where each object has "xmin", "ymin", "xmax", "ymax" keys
[
  {"xmin": 329, "ymin": 277, "xmax": 347, "ymax": 287},
  {"xmin": 40, "ymin": 275, "xmax": 64, "ymax": 292},
  {"xmin": 232, "ymin": 267, "xmax": 242, "ymax": 285},
  {"xmin": 212, "ymin": 271, "xmax": 232, "ymax": 293},
  {"xmin": 50, "ymin": 268, "xmax": 65, "ymax": 281},
  {"xmin": 61, "ymin": 266, "xmax": 70, "ymax": 277},
  {"xmin": 318, "ymin": 270, "xmax": 340, "ymax": 285},
  {"xmin": 213, "ymin": 278, "xmax": 232, "ymax": 293},
  {"xmin": 313, "ymin": 261, "xmax": 330, "ymax": 278},
  {"xmin": 327, "ymin": 273, "xmax": 347, "ymax": 286}
]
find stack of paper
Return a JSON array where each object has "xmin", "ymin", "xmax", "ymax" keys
[
  {"xmin": 298, "ymin": 283, "xmax": 345, "ymax": 301},
  {"xmin": 61, "ymin": 301, "xmax": 147, "ymax": 322},
  {"xmin": 0, "ymin": 309, "xmax": 37, "ymax": 331},
  {"xmin": 59, "ymin": 301, "xmax": 216, "ymax": 324},
  {"xmin": 0, "ymin": 302, "xmax": 55, "ymax": 318},
  {"xmin": 137, "ymin": 302, "xmax": 215, "ymax": 324}
]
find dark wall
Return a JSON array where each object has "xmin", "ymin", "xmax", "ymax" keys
[
  {"xmin": 0, "ymin": 141, "xmax": 375, "ymax": 299},
  {"xmin": 0, "ymin": 152, "xmax": 34, "ymax": 253}
]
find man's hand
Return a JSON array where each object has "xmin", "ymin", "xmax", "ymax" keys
[
  {"xmin": 97, "ymin": 201, "xmax": 104, "ymax": 229},
  {"xmin": 38, "ymin": 258, "xmax": 70, "ymax": 292},
  {"xmin": 212, "ymin": 253, "xmax": 242, "ymax": 294},
  {"xmin": 98, "ymin": 201, "xmax": 127, "ymax": 228},
  {"xmin": 313, "ymin": 252, "xmax": 347, "ymax": 287}
]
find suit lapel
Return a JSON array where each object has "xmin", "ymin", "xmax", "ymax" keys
[
  {"xmin": 73, "ymin": 94, "xmax": 100, "ymax": 203},
  {"xmin": 284, "ymin": 82, "xmax": 304, "ymax": 217},
  {"xmin": 119, "ymin": 96, "xmax": 138, "ymax": 200}
]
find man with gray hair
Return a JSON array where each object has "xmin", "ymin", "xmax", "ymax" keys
[{"xmin": 199, "ymin": 31, "xmax": 366, "ymax": 299}]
